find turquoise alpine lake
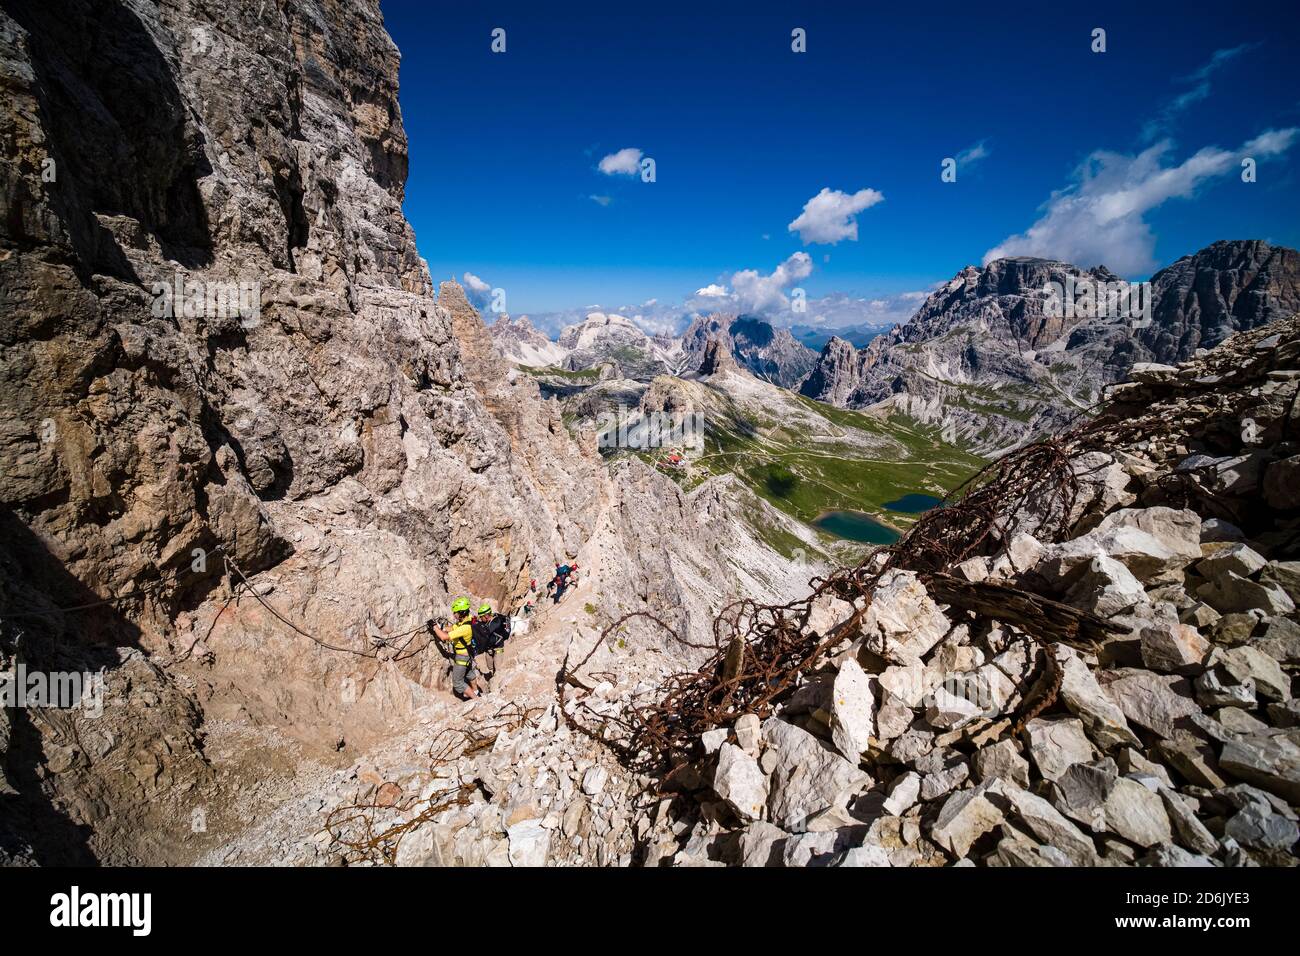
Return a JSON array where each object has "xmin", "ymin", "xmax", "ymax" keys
[
  {"xmin": 884, "ymin": 493, "xmax": 944, "ymax": 513},
  {"xmin": 812, "ymin": 510, "xmax": 900, "ymax": 544}
]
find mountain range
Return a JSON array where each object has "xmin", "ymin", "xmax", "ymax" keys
[
  {"xmin": 800, "ymin": 240, "xmax": 1300, "ymax": 454},
  {"xmin": 488, "ymin": 308, "xmax": 821, "ymax": 387},
  {"xmin": 490, "ymin": 240, "xmax": 1300, "ymax": 457}
]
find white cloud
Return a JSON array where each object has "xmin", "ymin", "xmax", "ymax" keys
[
  {"xmin": 462, "ymin": 271, "xmax": 492, "ymax": 308},
  {"xmin": 1143, "ymin": 44, "xmax": 1258, "ymax": 141},
  {"xmin": 589, "ymin": 194, "xmax": 613, "ymax": 206},
  {"xmin": 685, "ymin": 254, "xmax": 816, "ymax": 316},
  {"xmin": 1244, "ymin": 128, "xmax": 1299, "ymax": 155},
  {"xmin": 630, "ymin": 313, "xmax": 679, "ymax": 336},
  {"xmin": 955, "ymin": 140, "xmax": 990, "ymax": 167},
  {"xmin": 788, "ymin": 186, "xmax": 885, "ymax": 244},
  {"xmin": 797, "ymin": 289, "xmax": 930, "ymax": 329},
  {"xmin": 598, "ymin": 148, "xmax": 643, "ymax": 176},
  {"xmin": 734, "ymin": 252, "xmax": 814, "ymax": 312},
  {"xmin": 983, "ymin": 129, "xmax": 1298, "ymax": 275}
]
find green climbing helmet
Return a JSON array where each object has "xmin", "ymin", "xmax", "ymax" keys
[
  {"xmin": 450, "ymin": 596, "xmax": 471, "ymax": 614},
  {"xmin": 477, "ymin": 602, "xmax": 493, "ymax": 616}
]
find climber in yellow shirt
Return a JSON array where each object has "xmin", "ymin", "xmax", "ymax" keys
[{"xmin": 430, "ymin": 597, "xmax": 488, "ymax": 699}]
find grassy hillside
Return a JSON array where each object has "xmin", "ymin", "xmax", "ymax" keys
[
  {"xmin": 611, "ymin": 374, "xmax": 986, "ymax": 537},
  {"xmin": 696, "ymin": 392, "xmax": 984, "ymax": 529}
]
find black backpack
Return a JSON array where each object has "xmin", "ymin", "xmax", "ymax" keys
[{"xmin": 471, "ymin": 614, "xmax": 511, "ymax": 655}]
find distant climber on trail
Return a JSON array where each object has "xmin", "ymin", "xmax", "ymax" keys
[
  {"xmin": 546, "ymin": 561, "xmax": 578, "ymax": 604},
  {"xmin": 430, "ymin": 597, "xmax": 488, "ymax": 700}
]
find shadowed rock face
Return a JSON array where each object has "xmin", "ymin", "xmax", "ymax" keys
[
  {"xmin": 800, "ymin": 243, "xmax": 1300, "ymax": 456},
  {"xmin": 1136, "ymin": 240, "xmax": 1300, "ymax": 365},
  {"xmin": 4, "ymin": 0, "xmax": 214, "ymax": 273},
  {"xmin": 698, "ymin": 335, "xmax": 736, "ymax": 376}
]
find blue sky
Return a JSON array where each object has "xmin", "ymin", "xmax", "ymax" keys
[{"xmin": 382, "ymin": 0, "xmax": 1300, "ymax": 327}]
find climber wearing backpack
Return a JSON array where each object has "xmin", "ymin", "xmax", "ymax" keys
[
  {"xmin": 430, "ymin": 597, "xmax": 488, "ymax": 700},
  {"xmin": 547, "ymin": 561, "xmax": 576, "ymax": 604},
  {"xmin": 471, "ymin": 601, "xmax": 512, "ymax": 677}
]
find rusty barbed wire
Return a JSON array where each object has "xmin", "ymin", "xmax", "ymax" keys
[{"xmin": 323, "ymin": 700, "xmax": 542, "ymax": 865}]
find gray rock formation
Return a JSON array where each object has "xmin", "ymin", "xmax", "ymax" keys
[
  {"xmin": 1136, "ymin": 240, "xmax": 1300, "ymax": 366},
  {"xmin": 698, "ymin": 335, "xmax": 737, "ymax": 376},
  {"xmin": 682, "ymin": 313, "xmax": 817, "ymax": 388},
  {"xmin": 556, "ymin": 312, "xmax": 677, "ymax": 380},
  {"xmin": 486, "ymin": 314, "xmax": 567, "ymax": 367}
]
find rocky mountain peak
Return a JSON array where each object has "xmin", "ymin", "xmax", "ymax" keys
[
  {"xmin": 798, "ymin": 335, "xmax": 862, "ymax": 407},
  {"xmin": 699, "ymin": 335, "xmax": 738, "ymax": 375},
  {"xmin": 682, "ymin": 312, "xmax": 817, "ymax": 388},
  {"xmin": 1136, "ymin": 239, "xmax": 1300, "ymax": 366},
  {"xmin": 488, "ymin": 312, "xmax": 567, "ymax": 366}
]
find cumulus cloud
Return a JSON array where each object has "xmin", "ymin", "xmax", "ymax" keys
[
  {"xmin": 688, "ymin": 253, "xmax": 814, "ymax": 315},
  {"xmin": 983, "ymin": 129, "xmax": 1298, "ymax": 275},
  {"xmin": 598, "ymin": 147, "xmax": 643, "ymax": 176},
  {"xmin": 693, "ymin": 283, "xmax": 729, "ymax": 298},
  {"xmin": 462, "ymin": 271, "xmax": 492, "ymax": 308},
  {"xmin": 733, "ymin": 252, "xmax": 814, "ymax": 313},
  {"xmin": 788, "ymin": 187, "xmax": 885, "ymax": 244}
]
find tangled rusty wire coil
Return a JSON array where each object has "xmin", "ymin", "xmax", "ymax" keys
[
  {"xmin": 323, "ymin": 701, "xmax": 541, "ymax": 865},
  {"xmin": 558, "ymin": 333, "xmax": 1294, "ymax": 782}
]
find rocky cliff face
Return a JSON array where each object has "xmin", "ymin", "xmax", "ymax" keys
[
  {"xmin": 798, "ymin": 335, "xmax": 862, "ymax": 407},
  {"xmin": 1134, "ymin": 240, "xmax": 1300, "ymax": 367},
  {"xmin": 0, "ymin": 0, "xmax": 579, "ymax": 861},
  {"xmin": 697, "ymin": 335, "xmax": 737, "ymax": 377},
  {"xmin": 802, "ymin": 244, "xmax": 1300, "ymax": 456}
]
